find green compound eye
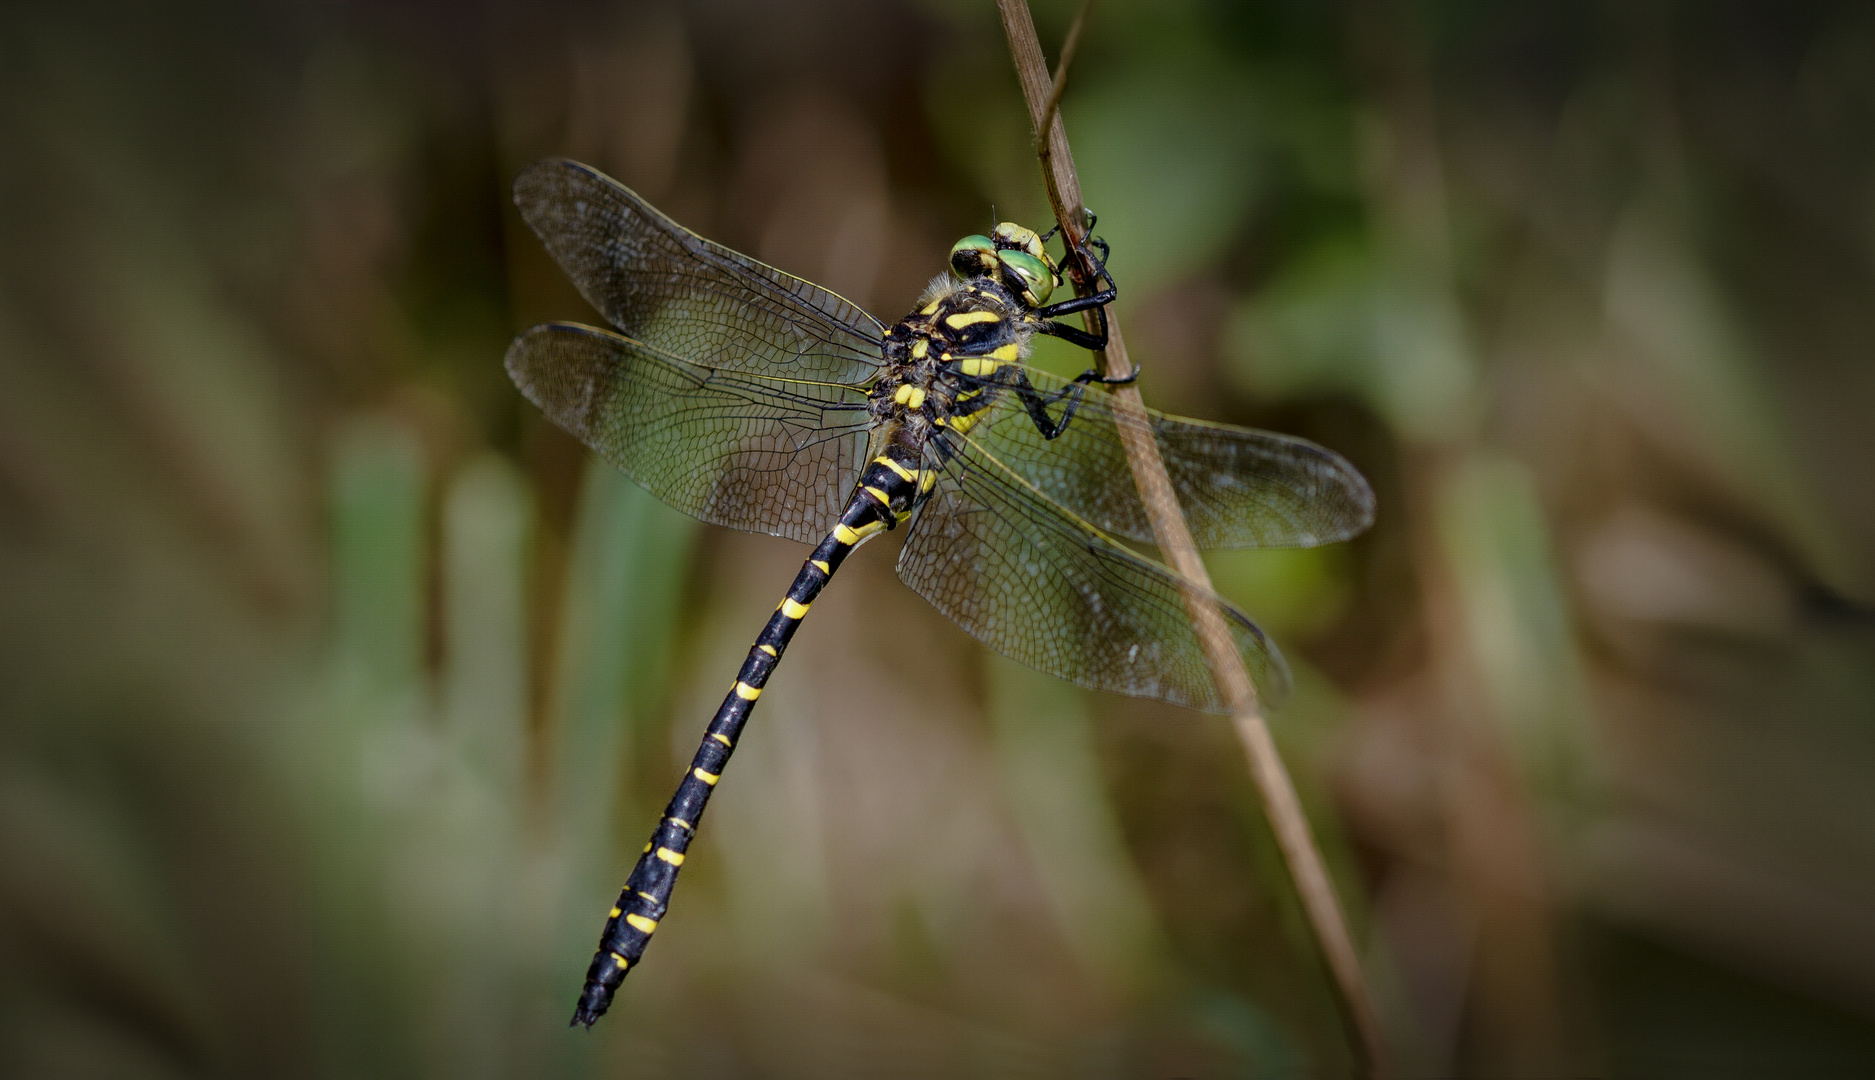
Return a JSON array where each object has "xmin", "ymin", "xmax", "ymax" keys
[
  {"xmin": 949, "ymin": 234, "xmax": 997, "ymax": 279},
  {"xmin": 996, "ymin": 249, "xmax": 1055, "ymax": 306}
]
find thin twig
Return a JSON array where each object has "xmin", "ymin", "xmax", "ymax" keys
[
  {"xmin": 1036, "ymin": 0, "xmax": 1093, "ymax": 182},
  {"xmin": 995, "ymin": 3, "xmax": 1388, "ymax": 1074}
]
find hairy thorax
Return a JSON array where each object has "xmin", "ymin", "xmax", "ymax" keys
[{"xmin": 868, "ymin": 275, "xmax": 1040, "ymax": 453}]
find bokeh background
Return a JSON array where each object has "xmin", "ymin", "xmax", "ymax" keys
[{"xmin": 4, "ymin": 0, "xmax": 1874, "ymax": 1076}]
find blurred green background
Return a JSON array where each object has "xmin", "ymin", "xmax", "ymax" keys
[{"xmin": 4, "ymin": 0, "xmax": 1874, "ymax": 1076}]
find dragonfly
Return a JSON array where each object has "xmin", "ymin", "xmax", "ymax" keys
[{"xmin": 505, "ymin": 158, "xmax": 1375, "ymax": 1027}]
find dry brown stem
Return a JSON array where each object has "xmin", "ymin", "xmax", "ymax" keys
[{"xmin": 995, "ymin": 2, "xmax": 1388, "ymax": 1073}]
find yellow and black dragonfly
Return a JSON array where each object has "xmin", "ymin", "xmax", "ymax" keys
[{"xmin": 505, "ymin": 159, "xmax": 1374, "ymax": 1027}]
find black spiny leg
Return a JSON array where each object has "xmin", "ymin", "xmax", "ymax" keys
[
  {"xmin": 1032, "ymin": 230, "xmax": 1119, "ymax": 351},
  {"xmin": 1032, "ymin": 297, "xmax": 1113, "ymax": 351},
  {"xmin": 1012, "ymin": 228, "xmax": 1134, "ymax": 439},
  {"xmin": 1003, "ymin": 365, "xmax": 1138, "ymax": 441}
]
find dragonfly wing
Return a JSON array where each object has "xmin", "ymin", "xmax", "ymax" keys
[
  {"xmin": 960, "ymin": 364, "xmax": 1374, "ymax": 550},
  {"xmin": 508, "ymin": 323, "xmax": 873, "ymax": 544},
  {"xmin": 897, "ymin": 431, "xmax": 1291, "ymax": 713},
  {"xmin": 514, "ymin": 159, "xmax": 887, "ymax": 386}
]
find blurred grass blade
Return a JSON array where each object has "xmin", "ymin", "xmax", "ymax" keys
[
  {"xmin": 330, "ymin": 418, "xmax": 426, "ymax": 712},
  {"xmin": 441, "ymin": 454, "xmax": 532, "ymax": 799},
  {"xmin": 986, "ymin": 656, "xmax": 1163, "ymax": 990}
]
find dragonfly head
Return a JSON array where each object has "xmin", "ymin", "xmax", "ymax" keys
[
  {"xmin": 991, "ymin": 221, "xmax": 1048, "ymax": 263},
  {"xmin": 948, "ymin": 223, "xmax": 1058, "ymax": 308}
]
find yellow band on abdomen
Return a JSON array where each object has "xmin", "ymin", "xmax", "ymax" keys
[{"xmin": 875, "ymin": 456, "xmax": 917, "ymax": 483}]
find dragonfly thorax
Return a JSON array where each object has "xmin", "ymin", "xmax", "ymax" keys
[{"xmin": 871, "ymin": 275, "xmax": 1036, "ymax": 440}]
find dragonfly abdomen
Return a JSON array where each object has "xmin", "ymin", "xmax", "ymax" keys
[{"xmin": 569, "ymin": 447, "xmax": 925, "ymax": 1027}]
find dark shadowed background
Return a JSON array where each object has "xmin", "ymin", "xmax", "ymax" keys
[{"xmin": 4, "ymin": 0, "xmax": 1874, "ymax": 1076}]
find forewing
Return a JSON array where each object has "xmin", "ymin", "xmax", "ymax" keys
[
  {"xmin": 514, "ymin": 159, "xmax": 886, "ymax": 385},
  {"xmin": 959, "ymin": 365, "xmax": 1374, "ymax": 550},
  {"xmin": 897, "ymin": 433, "xmax": 1291, "ymax": 713},
  {"xmin": 507, "ymin": 323, "xmax": 872, "ymax": 543}
]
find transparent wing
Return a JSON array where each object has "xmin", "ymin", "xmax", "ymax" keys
[
  {"xmin": 514, "ymin": 159, "xmax": 886, "ymax": 386},
  {"xmin": 897, "ymin": 431, "xmax": 1291, "ymax": 713},
  {"xmin": 507, "ymin": 323, "xmax": 873, "ymax": 543},
  {"xmin": 958, "ymin": 364, "xmax": 1375, "ymax": 550}
]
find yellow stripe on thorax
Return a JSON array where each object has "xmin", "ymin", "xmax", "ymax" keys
[
  {"xmin": 957, "ymin": 344, "xmax": 1017, "ymax": 379},
  {"xmin": 945, "ymin": 310, "xmax": 1000, "ymax": 328}
]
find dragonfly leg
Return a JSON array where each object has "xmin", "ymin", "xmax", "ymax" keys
[
  {"xmin": 1039, "ymin": 210, "xmax": 1107, "ymax": 260},
  {"xmin": 1006, "ymin": 367, "xmax": 1089, "ymax": 441},
  {"xmin": 1032, "ymin": 259, "xmax": 1115, "ymax": 323},
  {"xmin": 1001, "ymin": 329, "xmax": 1142, "ymax": 443},
  {"xmin": 1035, "ymin": 315, "xmax": 1107, "ymax": 352},
  {"xmin": 1034, "ymin": 288, "xmax": 1116, "ymax": 321},
  {"xmin": 1072, "ymin": 364, "xmax": 1140, "ymax": 387},
  {"xmin": 1033, "ymin": 227, "xmax": 1118, "ymax": 350}
]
